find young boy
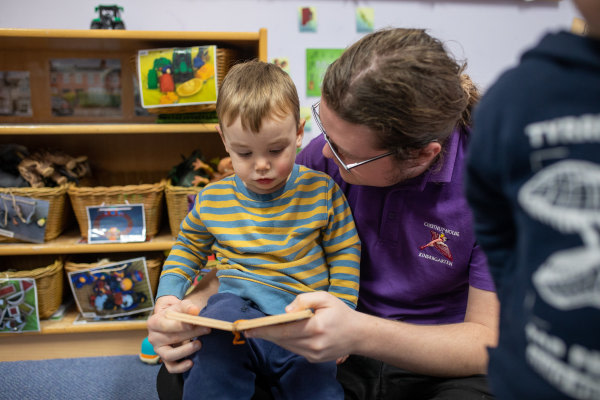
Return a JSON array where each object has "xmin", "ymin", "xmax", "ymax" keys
[
  {"xmin": 155, "ymin": 60, "xmax": 360, "ymax": 399},
  {"xmin": 466, "ymin": 1, "xmax": 600, "ymax": 398}
]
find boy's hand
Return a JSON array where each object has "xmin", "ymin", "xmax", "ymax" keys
[{"xmin": 147, "ymin": 296, "xmax": 211, "ymax": 374}]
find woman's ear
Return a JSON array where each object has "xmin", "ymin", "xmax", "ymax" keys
[
  {"xmin": 416, "ymin": 141, "xmax": 442, "ymax": 167},
  {"xmin": 296, "ymin": 119, "xmax": 306, "ymax": 148}
]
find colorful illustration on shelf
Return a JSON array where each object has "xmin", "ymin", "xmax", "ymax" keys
[
  {"xmin": 86, "ymin": 204, "xmax": 146, "ymax": 244},
  {"xmin": 0, "ymin": 278, "xmax": 40, "ymax": 333},
  {"xmin": 270, "ymin": 57, "xmax": 290, "ymax": 75},
  {"xmin": 299, "ymin": 7, "xmax": 317, "ymax": 32},
  {"xmin": 356, "ymin": 7, "xmax": 375, "ymax": 33},
  {"xmin": 68, "ymin": 257, "xmax": 154, "ymax": 319},
  {"xmin": 0, "ymin": 193, "xmax": 49, "ymax": 243},
  {"xmin": 306, "ymin": 48, "xmax": 344, "ymax": 97},
  {"xmin": 49, "ymin": 58, "xmax": 122, "ymax": 117},
  {"xmin": 0, "ymin": 71, "xmax": 32, "ymax": 117},
  {"xmin": 137, "ymin": 45, "xmax": 218, "ymax": 109}
]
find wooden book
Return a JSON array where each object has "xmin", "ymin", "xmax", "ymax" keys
[{"xmin": 165, "ymin": 309, "xmax": 314, "ymax": 332}]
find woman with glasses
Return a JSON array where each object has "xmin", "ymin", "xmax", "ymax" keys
[
  {"xmin": 150, "ymin": 28, "xmax": 499, "ymax": 400},
  {"xmin": 247, "ymin": 28, "xmax": 499, "ymax": 399}
]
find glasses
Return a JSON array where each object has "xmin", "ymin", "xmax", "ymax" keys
[{"xmin": 311, "ymin": 102, "xmax": 394, "ymax": 172}]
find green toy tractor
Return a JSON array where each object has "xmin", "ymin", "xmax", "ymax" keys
[{"xmin": 90, "ymin": 5, "xmax": 125, "ymax": 29}]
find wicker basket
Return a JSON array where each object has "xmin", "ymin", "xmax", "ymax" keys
[
  {"xmin": 165, "ymin": 180, "xmax": 202, "ymax": 238},
  {"xmin": 64, "ymin": 252, "xmax": 164, "ymax": 297},
  {"xmin": 0, "ymin": 184, "xmax": 71, "ymax": 243},
  {"xmin": 1, "ymin": 256, "xmax": 64, "ymax": 319},
  {"xmin": 136, "ymin": 47, "xmax": 239, "ymax": 115},
  {"xmin": 67, "ymin": 174, "xmax": 166, "ymax": 240}
]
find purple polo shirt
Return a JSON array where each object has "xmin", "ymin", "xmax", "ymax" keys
[{"xmin": 297, "ymin": 129, "xmax": 495, "ymax": 324}]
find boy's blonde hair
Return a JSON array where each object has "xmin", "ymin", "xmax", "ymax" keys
[{"xmin": 216, "ymin": 60, "xmax": 300, "ymax": 133}]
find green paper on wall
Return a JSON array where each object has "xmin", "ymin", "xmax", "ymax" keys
[{"xmin": 306, "ymin": 48, "xmax": 344, "ymax": 98}]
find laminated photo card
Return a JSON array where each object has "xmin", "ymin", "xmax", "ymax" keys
[
  {"xmin": 68, "ymin": 257, "xmax": 154, "ymax": 319},
  {"xmin": 0, "ymin": 278, "xmax": 40, "ymax": 333},
  {"xmin": 137, "ymin": 45, "xmax": 218, "ymax": 109},
  {"xmin": 0, "ymin": 193, "xmax": 49, "ymax": 243},
  {"xmin": 86, "ymin": 203, "xmax": 146, "ymax": 244}
]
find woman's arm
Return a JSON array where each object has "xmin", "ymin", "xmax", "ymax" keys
[
  {"xmin": 147, "ymin": 269, "xmax": 219, "ymax": 373},
  {"xmin": 245, "ymin": 285, "xmax": 499, "ymax": 377}
]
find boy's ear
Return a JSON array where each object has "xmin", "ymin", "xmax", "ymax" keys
[
  {"xmin": 216, "ymin": 124, "xmax": 230, "ymax": 153},
  {"xmin": 296, "ymin": 119, "xmax": 306, "ymax": 148}
]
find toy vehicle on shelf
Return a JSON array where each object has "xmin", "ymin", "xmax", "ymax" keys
[{"xmin": 90, "ymin": 5, "xmax": 125, "ymax": 30}]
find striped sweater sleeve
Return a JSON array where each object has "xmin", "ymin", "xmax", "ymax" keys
[
  {"xmin": 322, "ymin": 178, "xmax": 361, "ymax": 309},
  {"xmin": 156, "ymin": 191, "xmax": 215, "ymax": 299}
]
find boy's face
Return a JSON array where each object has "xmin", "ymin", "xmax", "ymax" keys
[{"xmin": 217, "ymin": 114, "xmax": 304, "ymax": 194}]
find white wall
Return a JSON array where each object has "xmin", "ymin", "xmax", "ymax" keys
[{"xmin": 1, "ymin": 0, "xmax": 580, "ymax": 141}]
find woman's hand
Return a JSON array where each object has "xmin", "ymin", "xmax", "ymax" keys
[
  {"xmin": 245, "ymin": 291, "xmax": 362, "ymax": 363},
  {"xmin": 147, "ymin": 295, "xmax": 210, "ymax": 374}
]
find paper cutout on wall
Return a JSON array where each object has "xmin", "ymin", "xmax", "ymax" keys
[
  {"xmin": 271, "ymin": 57, "xmax": 290, "ymax": 74},
  {"xmin": 299, "ymin": 7, "xmax": 317, "ymax": 32},
  {"xmin": 356, "ymin": 7, "xmax": 374, "ymax": 33}
]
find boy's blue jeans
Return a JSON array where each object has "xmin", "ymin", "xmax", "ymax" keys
[{"xmin": 182, "ymin": 292, "xmax": 343, "ymax": 400}]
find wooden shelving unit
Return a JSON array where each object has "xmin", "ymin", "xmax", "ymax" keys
[
  {"xmin": 0, "ymin": 28, "xmax": 267, "ymax": 360},
  {"xmin": 0, "ymin": 229, "xmax": 175, "ymax": 256},
  {"xmin": 0, "ymin": 308, "xmax": 149, "ymax": 361},
  {"xmin": 0, "ymin": 123, "xmax": 218, "ymax": 135}
]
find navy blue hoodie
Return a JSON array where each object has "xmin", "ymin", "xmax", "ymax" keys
[{"xmin": 466, "ymin": 31, "xmax": 600, "ymax": 399}]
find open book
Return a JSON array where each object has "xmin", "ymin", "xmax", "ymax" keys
[{"xmin": 165, "ymin": 309, "xmax": 314, "ymax": 332}]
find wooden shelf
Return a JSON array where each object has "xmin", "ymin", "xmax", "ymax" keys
[
  {"xmin": 0, "ymin": 27, "xmax": 266, "ymax": 359},
  {"xmin": 0, "ymin": 229, "xmax": 175, "ymax": 256},
  {"xmin": 0, "ymin": 309, "xmax": 149, "ymax": 361},
  {"xmin": 0, "ymin": 123, "xmax": 218, "ymax": 135},
  {"xmin": 3, "ymin": 308, "xmax": 148, "ymax": 337},
  {"xmin": 0, "ymin": 28, "xmax": 267, "ymax": 61}
]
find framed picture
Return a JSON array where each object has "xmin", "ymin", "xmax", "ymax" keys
[
  {"xmin": 0, "ymin": 71, "xmax": 32, "ymax": 116},
  {"xmin": 49, "ymin": 58, "xmax": 122, "ymax": 117}
]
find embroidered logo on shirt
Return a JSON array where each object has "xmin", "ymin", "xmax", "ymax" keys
[{"xmin": 419, "ymin": 230, "xmax": 453, "ymax": 261}]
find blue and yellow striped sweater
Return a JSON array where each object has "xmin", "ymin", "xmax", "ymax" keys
[{"xmin": 157, "ymin": 164, "xmax": 361, "ymax": 315}]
